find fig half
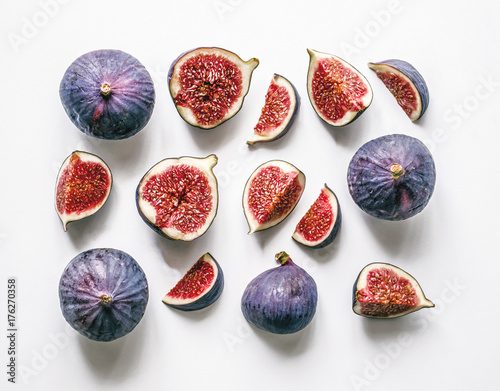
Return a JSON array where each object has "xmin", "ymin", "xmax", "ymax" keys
[
  {"xmin": 136, "ymin": 155, "xmax": 218, "ymax": 241},
  {"xmin": 243, "ymin": 160, "xmax": 305, "ymax": 234},
  {"xmin": 307, "ymin": 49, "xmax": 373, "ymax": 126},
  {"xmin": 247, "ymin": 73, "xmax": 300, "ymax": 145},
  {"xmin": 168, "ymin": 47, "xmax": 259, "ymax": 129},
  {"xmin": 55, "ymin": 151, "xmax": 112, "ymax": 231},
  {"xmin": 353, "ymin": 262, "xmax": 434, "ymax": 318}
]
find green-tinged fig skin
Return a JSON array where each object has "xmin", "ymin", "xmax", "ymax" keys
[
  {"xmin": 59, "ymin": 248, "xmax": 149, "ymax": 342},
  {"xmin": 347, "ymin": 134, "xmax": 436, "ymax": 221},
  {"xmin": 241, "ymin": 253, "xmax": 318, "ymax": 334},
  {"xmin": 60, "ymin": 49, "xmax": 155, "ymax": 140}
]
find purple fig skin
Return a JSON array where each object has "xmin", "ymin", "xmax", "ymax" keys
[
  {"xmin": 59, "ymin": 248, "xmax": 149, "ymax": 342},
  {"xmin": 60, "ymin": 49, "xmax": 155, "ymax": 140},
  {"xmin": 347, "ymin": 134, "xmax": 436, "ymax": 221},
  {"xmin": 241, "ymin": 251, "xmax": 318, "ymax": 334}
]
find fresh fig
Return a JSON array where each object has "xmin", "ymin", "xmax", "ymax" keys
[
  {"xmin": 168, "ymin": 47, "xmax": 259, "ymax": 129},
  {"xmin": 353, "ymin": 262, "xmax": 434, "ymax": 318},
  {"xmin": 241, "ymin": 251, "xmax": 318, "ymax": 334},
  {"xmin": 55, "ymin": 151, "xmax": 112, "ymax": 231},
  {"xmin": 59, "ymin": 49, "xmax": 155, "ymax": 140},
  {"xmin": 59, "ymin": 248, "xmax": 149, "ymax": 341},
  {"xmin": 347, "ymin": 134, "xmax": 436, "ymax": 221},
  {"xmin": 162, "ymin": 253, "xmax": 224, "ymax": 311},
  {"xmin": 292, "ymin": 184, "xmax": 341, "ymax": 248},
  {"xmin": 243, "ymin": 160, "xmax": 305, "ymax": 234},
  {"xmin": 368, "ymin": 59, "xmax": 429, "ymax": 121},
  {"xmin": 247, "ymin": 73, "xmax": 300, "ymax": 145},
  {"xmin": 136, "ymin": 154, "xmax": 218, "ymax": 241},
  {"xmin": 307, "ymin": 49, "xmax": 373, "ymax": 126}
]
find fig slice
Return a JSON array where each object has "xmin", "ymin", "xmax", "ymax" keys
[
  {"xmin": 368, "ymin": 59, "xmax": 429, "ymax": 121},
  {"xmin": 243, "ymin": 160, "xmax": 305, "ymax": 234},
  {"xmin": 136, "ymin": 154, "xmax": 218, "ymax": 242},
  {"xmin": 162, "ymin": 253, "xmax": 224, "ymax": 311},
  {"xmin": 168, "ymin": 47, "xmax": 259, "ymax": 129},
  {"xmin": 353, "ymin": 262, "xmax": 434, "ymax": 319},
  {"xmin": 55, "ymin": 151, "xmax": 112, "ymax": 231},
  {"xmin": 247, "ymin": 73, "xmax": 300, "ymax": 145},
  {"xmin": 307, "ymin": 49, "xmax": 373, "ymax": 126},
  {"xmin": 292, "ymin": 184, "xmax": 342, "ymax": 248}
]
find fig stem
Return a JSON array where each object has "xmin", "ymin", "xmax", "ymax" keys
[
  {"xmin": 100, "ymin": 294, "xmax": 113, "ymax": 305},
  {"xmin": 390, "ymin": 163, "xmax": 405, "ymax": 179},
  {"xmin": 275, "ymin": 251, "xmax": 290, "ymax": 265},
  {"xmin": 100, "ymin": 83, "xmax": 111, "ymax": 96}
]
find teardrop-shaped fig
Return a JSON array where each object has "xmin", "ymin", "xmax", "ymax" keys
[
  {"xmin": 168, "ymin": 47, "xmax": 259, "ymax": 129},
  {"xmin": 292, "ymin": 184, "xmax": 341, "ymax": 248},
  {"xmin": 353, "ymin": 262, "xmax": 434, "ymax": 318},
  {"xmin": 243, "ymin": 160, "xmax": 305, "ymax": 234},
  {"xmin": 59, "ymin": 49, "xmax": 156, "ymax": 139},
  {"xmin": 162, "ymin": 253, "xmax": 224, "ymax": 311},
  {"xmin": 307, "ymin": 49, "xmax": 373, "ymax": 126},
  {"xmin": 136, "ymin": 154, "xmax": 218, "ymax": 241},
  {"xmin": 247, "ymin": 73, "xmax": 300, "ymax": 145},
  {"xmin": 241, "ymin": 251, "xmax": 318, "ymax": 334},
  {"xmin": 368, "ymin": 59, "xmax": 429, "ymax": 121},
  {"xmin": 55, "ymin": 151, "xmax": 112, "ymax": 231}
]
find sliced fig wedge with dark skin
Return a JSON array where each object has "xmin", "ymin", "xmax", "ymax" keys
[
  {"xmin": 368, "ymin": 59, "xmax": 429, "ymax": 121},
  {"xmin": 243, "ymin": 160, "xmax": 305, "ymax": 234},
  {"xmin": 136, "ymin": 155, "xmax": 218, "ymax": 241},
  {"xmin": 162, "ymin": 253, "xmax": 224, "ymax": 311},
  {"xmin": 168, "ymin": 47, "xmax": 259, "ymax": 129},
  {"xmin": 307, "ymin": 49, "xmax": 373, "ymax": 126},
  {"xmin": 292, "ymin": 184, "xmax": 341, "ymax": 248},
  {"xmin": 353, "ymin": 262, "xmax": 434, "ymax": 319},
  {"xmin": 247, "ymin": 73, "xmax": 300, "ymax": 145},
  {"xmin": 55, "ymin": 151, "xmax": 112, "ymax": 231}
]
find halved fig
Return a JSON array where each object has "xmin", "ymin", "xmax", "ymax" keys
[
  {"xmin": 55, "ymin": 151, "xmax": 112, "ymax": 231},
  {"xmin": 353, "ymin": 262, "xmax": 434, "ymax": 319},
  {"xmin": 243, "ymin": 160, "xmax": 305, "ymax": 234},
  {"xmin": 307, "ymin": 49, "xmax": 373, "ymax": 126},
  {"xmin": 247, "ymin": 73, "xmax": 300, "ymax": 145},
  {"xmin": 368, "ymin": 59, "xmax": 429, "ymax": 121},
  {"xmin": 168, "ymin": 47, "xmax": 259, "ymax": 129},
  {"xmin": 136, "ymin": 155, "xmax": 218, "ymax": 241},
  {"xmin": 162, "ymin": 253, "xmax": 224, "ymax": 311},
  {"xmin": 292, "ymin": 184, "xmax": 341, "ymax": 248}
]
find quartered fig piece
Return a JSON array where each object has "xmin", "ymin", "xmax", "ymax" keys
[
  {"xmin": 353, "ymin": 262, "xmax": 434, "ymax": 319},
  {"xmin": 368, "ymin": 59, "xmax": 429, "ymax": 121},
  {"xmin": 168, "ymin": 47, "xmax": 259, "ymax": 129},
  {"xmin": 307, "ymin": 49, "xmax": 373, "ymax": 126},
  {"xmin": 162, "ymin": 253, "xmax": 224, "ymax": 311},
  {"xmin": 55, "ymin": 151, "xmax": 112, "ymax": 231},
  {"xmin": 136, "ymin": 155, "xmax": 218, "ymax": 241},
  {"xmin": 243, "ymin": 160, "xmax": 305, "ymax": 234},
  {"xmin": 241, "ymin": 251, "xmax": 318, "ymax": 334},
  {"xmin": 347, "ymin": 134, "xmax": 436, "ymax": 221},
  {"xmin": 247, "ymin": 73, "xmax": 300, "ymax": 145},
  {"xmin": 60, "ymin": 49, "xmax": 155, "ymax": 140},
  {"xmin": 59, "ymin": 248, "xmax": 149, "ymax": 341},
  {"xmin": 292, "ymin": 184, "xmax": 341, "ymax": 248}
]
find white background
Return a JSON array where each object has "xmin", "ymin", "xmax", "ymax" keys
[{"xmin": 1, "ymin": 0, "xmax": 499, "ymax": 390}]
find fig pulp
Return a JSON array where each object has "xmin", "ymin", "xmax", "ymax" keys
[
  {"xmin": 162, "ymin": 253, "xmax": 224, "ymax": 311},
  {"xmin": 292, "ymin": 184, "xmax": 341, "ymax": 248},
  {"xmin": 59, "ymin": 49, "xmax": 155, "ymax": 140},
  {"xmin": 168, "ymin": 47, "xmax": 259, "ymax": 129},
  {"xmin": 368, "ymin": 59, "xmax": 429, "ymax": 121},
  {"xmin": 307, "ymin": 49, "xmax": 373, "ymax": 126},
  {"xmin": 247, "ymin": 74, "xmax": 300, "ymax": 145},
  {"xmin": 243, "ymin": 160, "xmax": 305, "ymax": 234},
  {"xmin": 353, "ymin": 262, "xmax": 434, "ymax": 318},
  {"xmin": 59, "ymin": 248, "xmax": 149, "ymax": 341},
  {"xmin": 347, "ymin": 134, "xmax": 436, "ymax": 221},
  {"xmin": 55, "ymin": 151, "xmax": 112, "ymax": 231},
  {"xmin": 241, "ymin": 251, "xmax": 318, "ymax": 334},
  {"xmin": 136, "ymin": 155, "xmax": 218, "ymax": 241}
]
